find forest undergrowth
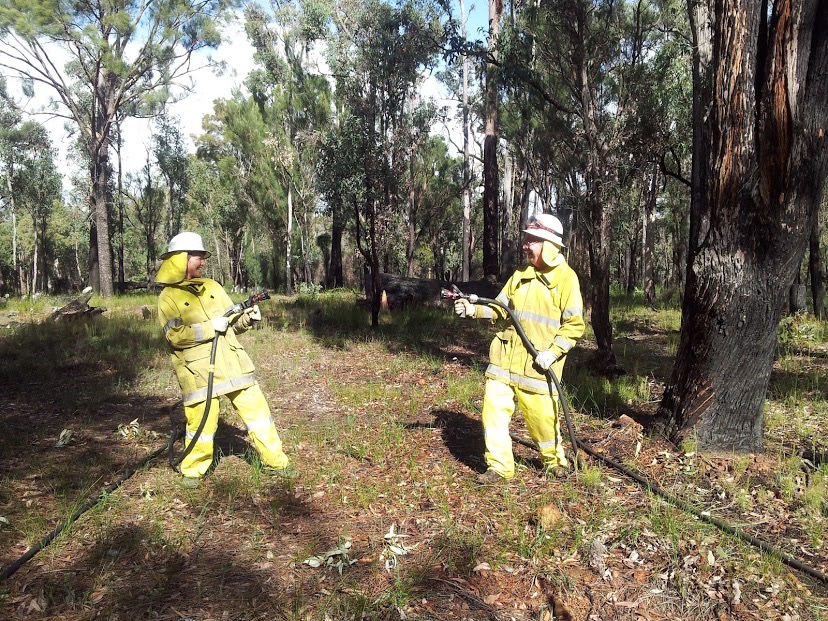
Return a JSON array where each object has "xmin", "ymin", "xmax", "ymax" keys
[{"xmin": 0, "ymin": 289, "xmax": 825, "ymax": 621}]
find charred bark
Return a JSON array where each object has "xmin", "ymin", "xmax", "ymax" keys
[
  {"xmin": 808, "ymin": 215, "xmax": 825, "ymax": 318},
  {"xmin": 482, "ymin": 0, "xmax": 502, "ymax": 280},
  {"xmin": 655, "ymin": 0, "xmax": 828, "ymax": 452},
  {"xmin": 643, "ymin": 164, "xmax": 658, "ymax": 308}
]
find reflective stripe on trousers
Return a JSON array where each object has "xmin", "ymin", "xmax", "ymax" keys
[
  {"xmin": 181, "ymin": 383, "xmax": 290, "ymax": 478},
  {"xmin": 480, "ymin": 378, "xmax": 567, "ymax": 479}
]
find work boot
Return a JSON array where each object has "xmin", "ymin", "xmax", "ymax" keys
[
  {"xmin": 263, "ymin": 465, "xmax": 299, "ymax": 481},
  {"xmin": 475, "ymin": 469, "xmax": 505, "ymax": 486},
  {"xmin": 545, "ymin": 465, "xmax": 568, "ymax": 480},
  {"xmin": 180, "ymin": 476, "xmax": 201, "ymax": 489}
]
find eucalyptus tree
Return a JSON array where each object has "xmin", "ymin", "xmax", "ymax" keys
[
  {"xmin": 324, "ymin": 0, "xmax": 443, "ymax": 324},
  {"xmin": 186, "ymin": 156, "xmax": 238, "ymax": 282},
  {"xmin": 481, "ymin": 0, "xmax": 503, "ymax": 280},
  {"xmin": 19, "ymin": 136, "xmax": 60, "ymax": 293},
  {"xmin": 8, "ymin": 122, "xmax": 60, "ymax": 293},
  {"xmin": 497, "ymin": 0, "xmax": 684, "ymax": 374},
  {"xmin": 0, "ymin": 83, "xmax": 61, "ymax": 294},
  {"xmin": 245, "ymin": 0, "xmax": 332, "ymax": 292},
  {"xmin": 0, "ymin": 0, "xmax": 233, "ymax": 296},
  {"xmin": 153, "ymin": 113, "xmax": 191, "ymax": 243},
  {"xmin": 123, "ymin": 156, "xmax": 165, "ymax": 280},
  {"xmin": 655, "ymin": 0, "xmax": 828, "ymax": 452},
  {"xmin": 317, "ymin": 112, "xmax": 364, "ymax": 288},
  {"xmin": 410, "ymin": 134, "xmax": 464, "ymax": 278},
  {"xmin": 195, "ymin": 95, "xmax": 279, "ymax": 290},
  {"xmin": 436, "ymin": 0, "xmax": 481, "ymax": 280},
  {"xmin": 0, "ymin": 77, "xmax": 23, "ymax": 294}
]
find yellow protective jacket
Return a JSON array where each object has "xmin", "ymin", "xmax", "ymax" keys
[
  {"xmin": 156, "ymin": 254, "xmax": 259, "ymax": 405},
  {"xmin": 472, "ymin": 254, "xmax": 585, "ymax": 394}
]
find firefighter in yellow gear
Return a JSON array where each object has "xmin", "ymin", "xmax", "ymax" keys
[
  {"xmin": 155, "ymin": 232, "xmax": 294, "ymax": 487},
  {"xmin": 455, "ymin": 214, "xmax": 585, "ymax": 483}
]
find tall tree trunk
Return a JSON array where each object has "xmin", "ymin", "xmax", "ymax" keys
[
  {"xmin": 789, "ymin": 267, "xmax": 807, "ymax": 314},
  {"xmin": 655, "ymin": 0, "xmax": 828, "ymax": 452},
  {"xmin": 116, "ymin": 119, "xmax": 125, "ymax": 285},
  {"xmin": 92, "ymin": 144, "xmax": 114, "ymax": 297},
  {"xmin": 88, "ymin": 220, "xmax": 100, "ymax": 294},
  {"xmin": 582, "ymin": 139, "xmax": 618, "ymax": 370},
  {"xmin": 574, "ymin": 1, "xmax": 619, "ymax": 373},
  {"xmin": 461, "ymin": 0, "xmax": 471, "ymax": 281},
  {"xmin": 808, "ymin": 214, "xmax": 826, "ymax": 318},
  {"xmin": 5, "ymin": 163, "xmax": 20, "ymax": 295},
  {"xmin": 286, "ymin": 186, "xmax": 294, "ymax": 295},
  {"xmin": 328, "ymin": 197, "xmax": 344, "ymax": 288},
  {"xmin": 643, "ymin": 163, "xmax": 658, "ymax": 307},
  {"xmin": 482, "ymin": 0, "xmax": 502, "ymax": 280},
  {"xmin": 407, "ymin": 153, "xmax": 417, "ymax": 277},
  {"xmin": 31, "ymin": 225, "xmax": 38, "ymax": 293},
  {"xmin": 500, "ymin": 152, "xmax": 518, "ymax": 277}
]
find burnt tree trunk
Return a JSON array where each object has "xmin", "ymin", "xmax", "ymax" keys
[
  {"xmin": 643, "ymin": 164, "xmax": 658, "ymax": 308},
  {"xmin": 655, "ymin": 0, "xmax": 828, "ymax": 452},
  {"xmin": 789, "ymin": 268, "xmax": 807, "ymax": 314},
  {"xmin": 808, "ymin": 214, "xmax": 826, "ymax": 318},
  {"xmin": 328, "ymin": 198, "xmax": 344, "ymax": 289},
  {"xmin": 482, "ymin": 0, "xmax": 502, "ymax": 280}
]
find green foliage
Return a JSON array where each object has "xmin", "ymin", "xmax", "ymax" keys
[
  {"xmin": 0, "ymin": 0, "xmax": 235, "ymax": 295},
  {"xmin": 777, "ymin": 314, "xmax": 827, "ymax": 351},
  {"xmin": 0, "ymin": 94, "xmax": 64, "ymax": 294}
]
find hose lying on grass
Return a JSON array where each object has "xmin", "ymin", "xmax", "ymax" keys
[
  {"xmin": 444, "ymin": 285, "xmax": 828, "ymax": 586},
  {"xmin": 0, "ymin": 433, "xmax": 178, "ymax": 582}
]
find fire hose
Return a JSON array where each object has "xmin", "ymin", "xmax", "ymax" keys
[
  {"xmin": 441, "ymin": 284, "xmax": 828, "ymax": 585},
  {"xmin": 0, "ymin": 292, "xmax": 270, "ymax": 582},
  {"xmin": 168, "ymin": 291, "xmax": 271, "ymax": 470}
]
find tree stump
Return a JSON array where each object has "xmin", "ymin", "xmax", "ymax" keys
[{"xmin": 49, "ymin": 292, "xmax": 107, "ymax": 322}]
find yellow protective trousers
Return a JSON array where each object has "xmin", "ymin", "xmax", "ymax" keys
[
  {"xmin": 181, "ymin": 383, "xmax": 290, "ymax": 478},
  {"xmin": 481, "ymin": 378, "xmax": 567, "ymax": 478}
]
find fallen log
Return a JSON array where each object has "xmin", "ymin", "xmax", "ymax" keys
[
  {"xmin": 115, "ymin": 280, "xmax": 151, "ymax": 292},
  {"xmin": 375, "ymin": 273, "xmax": 501, "ymax": 310},
  {"xmin": 49, "ymin": 291, "xmax": 107, "ymax": 322}
]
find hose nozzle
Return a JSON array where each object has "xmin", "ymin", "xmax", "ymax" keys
[{"xmin": 440, "ymin": 285, "xmax": 478, "ymax": 303}]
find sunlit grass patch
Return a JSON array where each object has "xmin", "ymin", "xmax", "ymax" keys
[{"xmin": 565, "ymin": 368, "xmax": 654, "ymax": 418}]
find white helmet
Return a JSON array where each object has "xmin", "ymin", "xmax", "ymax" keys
[
  {"xmin": 161, "ymin": 232, "xmax": 211, "ymax": 259},
  {"xmin": 522, "ymin": 213, "xmax": 564, "ymax": 247}
]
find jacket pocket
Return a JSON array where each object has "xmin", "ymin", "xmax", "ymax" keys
[
  {"xmin": 180, "ymin": 346, "xmax": 212, "ymax": 388},
  {"xmin": 488, "ymin": 332, "xmax": 509, "ymax": 368}
]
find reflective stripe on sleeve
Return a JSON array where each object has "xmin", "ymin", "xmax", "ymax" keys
[
  {"xmin": 163, "ymin": 318, "xmax": 182, "ymax": 335},
  {"xmin": 554, "ymin": 336, "xmax": 574, "ymax": 352},
  {"xmin": 552, "ymin": 336, "xmax": 572, "ymax": 353},
  {"xmin": 477, "ymin": 306, "xmax": 495, "ymax": 319},
  {"xmin": 562, "ymin": 306, "xmax": 583, "ymax": 319},
  {"xmin": 192, "ymin": 322, "xmax": 205, "ymax": 342}
]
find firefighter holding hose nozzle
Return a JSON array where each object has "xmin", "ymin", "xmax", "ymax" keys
[
  {"xmin": 455, "ymin": 214, "xmax": 585, "ymax": 484},
  {"xmin": 154, "ymin": 232, "xmax": 296, "ymax": 488}
]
